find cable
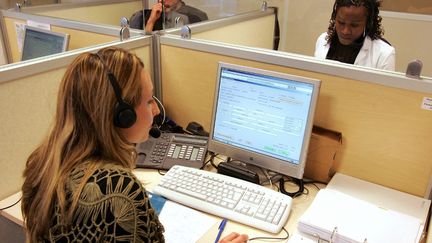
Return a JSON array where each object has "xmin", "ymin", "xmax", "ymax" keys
[
  {"xmin": 279, "ymin": 176, "xmax": 304, "ymax": 198},
  {"xmin": 248, "ymin": 226, "xmax": 289, "ymax": 241},
  {"xmin": 201, "ymin": 152, "xmax": 216, "ymax": 170},
  {"xmin": 0, "ymin": 196, "xmax": 22, "ymax": 211},
  {"xmin": 260, "ymin": 167, "xmax": 273, "ymax": 189},
  {"xmin": 303, "ymin": 180, "xmax": 327, "ymax": 191},
  {"xmin": 303, "ymin": 186, "xmax": 310, "ymax": 196},
  {"xmin": 209, "ymin": 152, "xmax": 220, "ymax": 169},
  {"xmin": 157, "ymin": 169, "xmax": 167, "ymax": 176}
]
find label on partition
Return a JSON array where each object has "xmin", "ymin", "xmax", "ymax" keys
[{"xmin": 421, "ymin": 97, "xmax": 432, "ymax": 111}]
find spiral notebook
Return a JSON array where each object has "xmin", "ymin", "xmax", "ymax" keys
[{"xmin": 297, "ymin": 188, "xmax": 424, "ymax": 243}]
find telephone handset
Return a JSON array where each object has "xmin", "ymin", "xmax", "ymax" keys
[{"xmin": 135, "ymin": 133, "xmax": 208, "ymax": 170}]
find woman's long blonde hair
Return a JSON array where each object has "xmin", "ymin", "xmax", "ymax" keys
[{"xmin": 21, "ymin": 47, "xmax": 144, "ymax": 242}]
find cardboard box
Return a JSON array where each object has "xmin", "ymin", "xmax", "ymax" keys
[{"xmin": 304, "ymin": 125, "xmax": 342, "ymax": 183}]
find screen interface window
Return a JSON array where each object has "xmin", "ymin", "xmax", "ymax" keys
[
  {"xmin": 21, "ymin": 28, "xmax": 66, "ymax": 61},
  {"xmin": 213, "ymin": 67, "xmax": 315, "ymax": 165}
]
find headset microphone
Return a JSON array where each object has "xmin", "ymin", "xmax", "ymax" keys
[
  {"xmin": 149, "ymin": 95, "xmax": 165, "ymax": 138},
  {"xmin": 149, "ymin": 125, "xmax": 161, "ymax": 138}
]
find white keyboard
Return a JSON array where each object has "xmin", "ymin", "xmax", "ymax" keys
[{"xmin": 153, "ymin": 165, "xmax": 292, "ymax": 233}]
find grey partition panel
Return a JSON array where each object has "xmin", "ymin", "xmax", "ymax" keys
[{"xmin": 0, "ymin": 36, "xmax": 152, "ymax": 200}]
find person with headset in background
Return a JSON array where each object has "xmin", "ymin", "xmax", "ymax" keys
[
  {"xmin": 130, "ymin": 0, "xmax": 208, "ymax": 33},
  {"xmin": 314, "ymin": 0, "xmax": 395, "ymax": 71},
  {"xmin": 20, "ymin": 47, "xmax": 248, "ymax": 243}
]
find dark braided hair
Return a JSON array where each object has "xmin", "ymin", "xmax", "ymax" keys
[{"xmin": 326, "ymin": 0, "xmax": 384, "ymax": 43}]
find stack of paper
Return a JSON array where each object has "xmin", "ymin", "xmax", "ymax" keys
[
  {"xmin": 297, "ymin": 189, "xmax": 424, "ymax": 243},
  {"xmin": 158, "ymin": 200, "xmax": 217, "ymax": 243}
]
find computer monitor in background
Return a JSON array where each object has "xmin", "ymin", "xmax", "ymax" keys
[
  {"xmin": 208, "ymin": 62, "xmax": 321, "ymax": 180},
  {"xmin": 21, "ymin": 26, "xmax": 70, "ymax": 61}
]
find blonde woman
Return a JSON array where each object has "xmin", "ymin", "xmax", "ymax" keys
[{"xmin": 21, "ymin": 47, "xmax": 248, "ymax": 243}]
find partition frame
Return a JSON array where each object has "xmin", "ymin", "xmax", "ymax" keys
[
  {"xmin": 0, "ymin": 35, "xmax": 151, "ymax": 84},
  {"xmin": 0, "ymin": 9, "xmax": 144, "ymax": 64},
  {"xmin": 160, "ymin": 34, "xmax": 432, "ymax": 93},
  {"xmin": 165, "ymin": 8, "xmax": 275, "ymax": 35},
  {"xmin": 18, "ymin": 0, "xmax": 138, "ymax": 13}
]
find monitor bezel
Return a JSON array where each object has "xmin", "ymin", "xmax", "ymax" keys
[
  {"xmin": 20, "ymin": 26, "xmax": 70, "ymax": 61},
  {"xmin": 208, "ymin": 62, "xmax": 321, "ymax": 180}
]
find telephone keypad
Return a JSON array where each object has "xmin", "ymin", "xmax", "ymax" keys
[{"xmin": 136, "ymin": 133, "xmax": 208, "ymax": 170}]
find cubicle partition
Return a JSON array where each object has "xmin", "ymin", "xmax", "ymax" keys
[
  {"xmin": 0, "ymin": 10, "xmax": 143, "ymax": 63},
  {"xmin": 158, "ymin": 34, "xmax": 432, "ymax": 198},
  {"xmin": 166, "ymin": 8, "xmax": 276, "ymax": 50},
  {"xmin": 380, "ymin": 11, "xmax": 432, "ymax": 76},
  {"xmin": 0, "ymin": 35, "xmax": 153, "ymax": 200}
]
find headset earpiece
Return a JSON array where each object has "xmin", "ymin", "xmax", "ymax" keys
[
  {"xmin": 96, "ymin": 53, "xmax": 137, "ymax": 128},
  {"xmin": 108, "ymin": 72, "xmax": 137, "ymax": 128},
  {"xmin": 114, "ymin": 100, "xmax": 137, "ymax": 128}
]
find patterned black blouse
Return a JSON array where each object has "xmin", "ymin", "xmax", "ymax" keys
[{"xmin": 45, "ymin": 163, "xmax": 165, "ymax": 243}]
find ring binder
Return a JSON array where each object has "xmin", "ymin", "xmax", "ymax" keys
[
  {"xmin": 297, "ymin": 189, "xmax": 424, "ymax": 243},
  {"xmin": 310, "ymin": 227, "xmax": 337, "ymax": 243},
  {"xmin": 312, "ymin": 233, "xmax": 328, "ymax": 243},
  {"xmin": 307, "ymin": 226, "xmax": 369, "ymax": 243},
  {"xmin": 330, "ymin": 227, "xmax": 337, "ymax": 243}
]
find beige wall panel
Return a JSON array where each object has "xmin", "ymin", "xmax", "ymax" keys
[
  {"xmin": 382, "ymin": 0, "xmax": 432, "ymax": 15},
  {"xmin": 194, "ymin": 14, "xmax": 275, "ymax": 49},
  {"xmin": 51, "ymin": 26, "xmax": 118, "ymax": 51},
  {"xmin": 161, "ymin": 45, "xmax": 432, "ymax": 197},
  {"xmin": 33, "ymin": 1, "xmax": 142, "ymax": 26},
  {"xmin": 0, "ymin": 68, "xmax": 64, "ymax": 199},
  {"xmin": 381, "ymin": 16, "xmax": 432, "ymax": 77},
  {"xmin": 3, "ymin": 16, "xmax": 117, "ymax": 63},
  {"xmin": 283, "ymin": 0, "xmax": 332, "ymax": 57},
  {"xmin": 0, "ymin": 45, "xmax": 151, "ymax": 200}
]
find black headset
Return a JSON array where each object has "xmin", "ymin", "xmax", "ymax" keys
[{"xmin": 96, "ymin": 53, "xmax": 137, "ymax": 128}]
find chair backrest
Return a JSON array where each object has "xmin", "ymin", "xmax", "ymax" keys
[{"xmin": 130, "ymin": 10, "xmax": 144, "ymax": 30}]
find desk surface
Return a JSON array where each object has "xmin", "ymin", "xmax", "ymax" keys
[
  {"xmin": 0, "ymin": 165, "xmax": 323, "ymax": 242},
  {"xmin": 2, "ymin": 167, "xmax": 431, "ymax": 242}
]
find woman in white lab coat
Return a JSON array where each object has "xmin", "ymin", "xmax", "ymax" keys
[{"xmin": 314, "ymin": 0, "xmax": 395, "ymax": 71}]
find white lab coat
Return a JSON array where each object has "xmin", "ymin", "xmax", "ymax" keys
[{"xmin": 314, "ymin": 32, "xmax": 396, "ymax": 71}]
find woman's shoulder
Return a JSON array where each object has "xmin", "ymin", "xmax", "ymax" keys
[
  {"xmin": 370, "ymin": 37, "xmax": 395, "ymax": 55},
  {"xmin": 72, "ymin": 162, "xmax": 135, "ymax": 178},
  {"xmin": 96, "ymin": 162, "xmax": 135, "ymax": 175},
  {"xmin": 70, "ymin": 162, "xmax": 144, "ymax": 201},
  {"xmin": 316, "ymin": 32, "xmax": 327, "ymax": 43},
  {"xmin": 92, "ymin": 163, "xmax": 142, "ymax": 191}
]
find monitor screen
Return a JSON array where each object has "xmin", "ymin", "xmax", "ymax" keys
[
  {"xmin": 21, "ymin": 26, "xmax": 70, "ymax": 61},
  {"xmin": 208, "ymin": 62, "xmax": 321, "ymax": 179}
]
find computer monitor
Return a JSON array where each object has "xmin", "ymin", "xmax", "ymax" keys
[
  {"xmin": 21, "ymin": 26, "xmax": 70, "ymax": 61},
  {"xmin": 208, "ymin": 62, "xmax": 321, "ymax": 179}
]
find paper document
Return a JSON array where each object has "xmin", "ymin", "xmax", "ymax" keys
[
  {"xmin": 158, "ymin": 200, "xmax": 217, "ymax": 243},
  {"xmin": 298, "ymin": 189, "xmax": 423, "ymax": 243}
]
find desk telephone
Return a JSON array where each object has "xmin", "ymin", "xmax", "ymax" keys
[{"xmin": 136, "ymin": 133, "xmax": 208, "ymax": 170}]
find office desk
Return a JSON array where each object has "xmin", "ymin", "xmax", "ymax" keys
[{"xmin": 0, "ymin": 166, "xmax": 323, "ymax": 242}]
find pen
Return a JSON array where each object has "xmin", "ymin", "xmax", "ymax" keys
[{"xmin": 214, "ymin": 218, "xmax": 227, "ymax": 243}]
